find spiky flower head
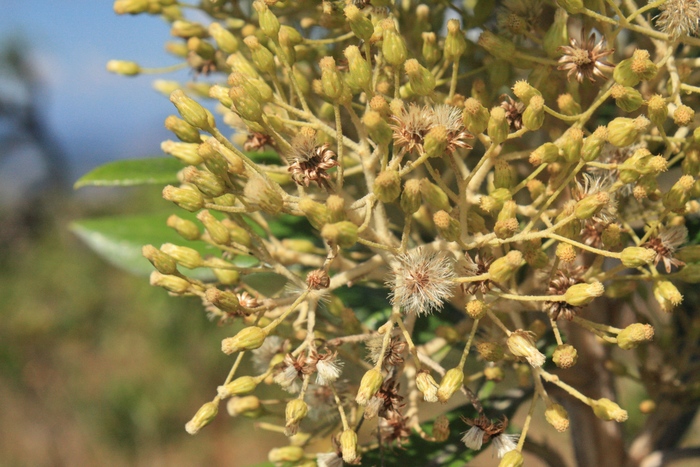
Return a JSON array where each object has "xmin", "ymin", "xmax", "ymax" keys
[
  {"xmin": 287, "ymin": 128, "xmax": 338, "ymax": 189},
  {"xmin": 388, "ymin": 249, "xmax": 456, "ymax": 316},
  {"xmin": 558, "ymin": 30, "xmax": 614, "ymax": 83},
  {"xmin": 544, "ymin": 266, "xmax": 585, "ymax": 321},
  {"xmin": 655, "ymin": 0, "xmax": 700, "ymax": 38},
  {"xmin": 642, "ymin": 225, "xmax": 688, "ymax": 273}
]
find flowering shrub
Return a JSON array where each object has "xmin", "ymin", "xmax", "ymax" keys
[{"xmin": 78, "ymin": 0, "xmax": 700, "ymax": 465}]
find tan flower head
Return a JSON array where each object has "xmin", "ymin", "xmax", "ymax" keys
[
  {"xmin": 558, "ymin": 30, "xmax": 614, "ymax": 83},
  {"xmin": 287, "ymin": 129, "xmax": 338, "ymax": 189}
]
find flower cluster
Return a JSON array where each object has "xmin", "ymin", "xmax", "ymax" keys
[{"xmin": 108, "ymin": 0, "xmax": 700, "ymax": 465}]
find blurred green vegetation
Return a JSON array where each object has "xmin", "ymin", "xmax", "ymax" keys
[{"xmin": 0, "ymin": 188, "xmax": 279, "ymax": 466}]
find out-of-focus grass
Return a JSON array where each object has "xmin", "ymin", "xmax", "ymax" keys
[{"xmin": 0, "ymin": 189, "xmax": 278, "ymax": 466}]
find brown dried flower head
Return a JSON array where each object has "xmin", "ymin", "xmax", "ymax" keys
[
  {"xmin": 642, "ymin": 225, "xmax": 687, "ymax": 273},
  {"xmin": 558, "ymin": 30, "xmax": 614, "ymax": 83},
  {"xmin": 544, "ymin": 266, "xmax": 585, "ymax": 321},
  {"xmin": 287, "ymin": 128, "xmax": 338, "ymax": 189}
]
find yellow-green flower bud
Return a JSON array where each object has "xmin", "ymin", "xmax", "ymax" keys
[
  {"xmin": 229, "ymin": 85, "xmax": 263, "ymax": 123},
  {"xmin": 167, "ymin": 214, "xmax": 200, "ymax": 241},
  {"xmin": 381, "ymin": 20, "xmax": 408, "ymax": 67},
  {"xmin": 374, "ymin": 170, "xmax": 402, "ymax": 202},
  {"xmin": 162, "ymin": 185, "xmax": 204, "ymax": 212},
  {"xmin": 344, "ymin": 4, "xmax": 373, "ymax": 41},
  {"xmin": 522, "ymin": 95, "xmax": 545, "ymax": 131},
  {"xmin": 185, "ymin": 401, "xmax": 218, "ymax": 435},
  {"xmin": 512, "ymin": 80, "xmax": 541, "ymax": 106},
  {"xmin": 340, "ymin": 429, "xmax": 358, "ymax": 463},
  {"xmin": 466, "ymin": 300, "xmax": 487, "ymax": 319},
  {"xmin": 113, "ymin": 0, "xmax": 149, "ymax": 15},
  {"xmin": 608, "ymin": 116, "xmax": 649, "ymax": 147},
  {"xmin": 319, "ymin": 56, "xmax": 344, "ymax": 100},
  {"xmin": 142, "ymin": 244, "xmax": 178, "ymax": 275},
  {"xmin": 197, "ymin": 210, "xmax": 230, "ymax": 245},
  {"xmin": 557, "ymin": 93, "xmax": 581, "ymax": 116},
  {"xmin": 221, "ymin": 326, "xmax": 268, "ymax": 355},
  {"xmin": 422, "ymin": 32, "xmax": 441, "ymax": 66},
  {"xmin": 284, "ymin": 398, "xmax": 308, "ymax": 436},
  {"xmin": 631, "ymin": 49, "xmax": 657, "ymax": 80},
  {"xmin": 437, "ymin": 368, "xmax": 464, "ymax": 403},
  {"xmin": 611, "ymin": 84, "xmax": 643, "ymax": 112},
  {"xmin": 581, "ymin": 126, "xmax": 608, "ymax": 162},
  {"xmin": 226, "ymin": 53, "xmax": 259, "ymax": 79},
  {"xmin": 478, "ymin": 30, "xmax": 516, "ymax": 61},
  {"xmin": 161, "ymin": 140, "xmax": 202, "ymax": 165},
  {"xmin": 244, "ymin": 176, "xmax": 283, "ymax": 215},
  {"xmin": 253, "ymin": 1, "xmax": 279, "ymax": 39},
  {"xmin": 420, "ymin": 179, "xmax": 451, "ymax": 211},
  {"xmin": 268, "ymin": 446, "xmax": 304, "ymax": 463},
  {"xmin": 321, "ymin": 221, "xmax": 358, "ymax": 248},
  {"xmin": 647, "ymin": 94, "xmax": 668, "ymax": 128},
  {"xmin": 205, "ymin": 287, "xmax": 242, "ymax": 314},
  {"xmin": 362, "ymin": 110, "xmax": 392, "ymax": 146},
  {"xmin": 529, "ymin": 142, "xmax": 560, "ymax": 166},
  {"xmin": 170, "ymin": 89, "xmax": 216, "ymax": 131},
  {"xmin": 489, "ymin": 250, "xmax": 523, "ymax": 284},
  {"xmin": 445, "ymin": 19, "xmax": 468, "ymax": 61},
  {"xmin": 499, "ymin": 450, "xmax": 524, "ymax": 467},
  {"xmin": 463, "ymin": 98, "xmax": 490, "ymax": 135},
  {"xmin": 653, "ymin": 280, "xmax": 683, "ymax": 312},
  {"xmin": 556, "ymin": 0, "xmax": 583, "ymax": 14},
  {"xmin": 663, "ymin": 175, "xmax": 695, "ymax": 211},
  {"xmin": 227, "ymin": 395, "xmax": 262, "ymax": 418},
  {"xmin": 416, "ymin": 370, "xmax": 439, "ymax": 402},
  {"xmin": 620, "ymin": 247, "xmax": 656, "ymax": 268},
  {"xmin": 613, "ymin": 57, "xmax": 640, "ymax": 87},
  {"xmin": 488, "ymin": 106, "xmax": 509, "ymax": 146},
  {"xmin": 543, "ymin": 9, "xmax": 568, "ymax": 57},
  {"xmin": 344, "ymin": 46, "xmax": 371, "ymax": 93},
  {"xmin": 356, "ymin": 368, "xmax": 384, "ymax": 405},
  {"xmin": 217, "ymin": 376, "xmax": 257, "ymax": 399},
  {"xmin": 574, "ymin": 191, "xmax": 610, "ymax": 220},
  {"xmin": 494, "ymin": 159, "xmax": 516, "ymax": 189},
  {"xmin": 405, "ymin": 59, "xmax": 436, "ymax": 96},
  {"xmin": 507, "ymin": 330, "xmax": 545, "ymax": 367},
  {"xmin": 299, "ymin": 198, "xmax": 329, "ymax": 229},
  {"xmin": 592, "ymin": 398, "xmax": 628, "ymax": 422},
  {"xmin": 165, "ymin": 115, "xmax": 201, "ymax": 143},
  {"xmin": 564, "ymin": 281, "xmax": 605, "ymax": 306},
  {"xmin": 243, "ymin": 36, "xmax": 276, "ymax": 74},
  {"xmin": 182, "ymin": 166, "xmax": 225, "ymax": 197},
  {"xmin": 160, "ymin": 243, "xmax": 203, "ymax": 269},
  {"xmin": 553, "ymin": 344, "xmax": 577, "ymax": 368},
  {"xmin": 401, "ymin": 179, "xmax": 422, "ymax": 214},
  {"xmin": 106, "ymin": 59, "xmax": 141, "ymax": 76},
  {"xmin": 171, "ymin": 20, "xmax": 207, "ymax": 39},
  {"xmin": 208, "ymin": 23, "xmax": 238, "ymax": 54},
  {"xmin": 325, "ymin": 195, "xmax": 346, "ymax": 223},
  {"xmin": 617, "ymin": 323, "xmax": 654, "ymax": 350},
  {"xmin": 433, "ymin": 210, "xmax": 461, "ymax": 242},
  {"xmin": 558, "ymin": 127, "xmax": 584, "ymax": 162},
  {"xmin": 545, "ymin": 402, "xmax": 569, "ymax": 432},
  {"xmin": 673, "ymin": 104, "xmax": 695, "ymax": 127},
  {"xmin": 423, "ymin": 125, "xmax": 448, "ymax": 158}
]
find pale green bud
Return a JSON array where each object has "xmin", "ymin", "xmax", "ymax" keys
[
  {"xmin": 167, "ymin": 214, "xmax": 200, "ymax": 240},
  {"xmin": 558, "ymin": 127, "xmax": 584, "ymax": 162},
  {"xmin": 229, "ymin": 86, "xmax": 263, "ymax": 122},
  {"xmin": 243, "ymin": 176, "xmax": 283, "ymax": 215},
  {"xmin": 494, "ymin": 159, "xmax": 516, "ymax": 189},
  {"xmin": 673, "ymin": 104, "xmax": 695, "ymax": 127},
  {"xmin": 556, "ymin": 0, "xmax": 584, "ymax": 14},
  {"xmin": 170, "ymin": 89, "xmax": 216, "ymax": 131},
  {"xmin": 363, "ymin": 110, "xmax": 392, "ymax": 146},
  {"xmin": 106, "ymin": 59, "xmax": 140, "ymax": 76},
  {"xmin": 574, "ymin": 191, "xmax": 610, "ymax": 220},
  {"xmin": 319, "ymin": 56, "xmax": 344, "ymax": 100},
  {"xmin": 344, "ymin": 46, "xmax": 371, "ymax": 93},
  {"xmin": 340, "ymin": 429, "xmax": 358, "ymax": 463},
  {"xmin": 678, "ymin": 263, "xmax": 700, "ymax": 283},
  {"xmin": 647, "ymin": 94, "xmax": 668, "ymax": 128},
  {"xmin": 416, "ymin": 370, "xmax": 439, "ymax": 402},
  {"xmin": 205, "ymin": 287, "xmax": 242, "ymax": 314},
  {"xmin": 512, "ymin": 80, "xmax": 542, "ymax": 106},
  {"xmin": 557, "ymin": 93, "xmax": 581, "ymax": 116},
  {"xmin": 433, "ymin": 210, "xmax": 461, "ymax": 242},
  {"xmin": 653, "ymin": 280, "xmax": 683, "ymax": 312},
  {"xmin": 381, "ymin": 20, "xmax": 408, "ymax": 67},
  {"xmin": 226, "ymin": 53, "xmax": 259, "ymax": 79},
  {"xmin": 507, "ymin": 330, "xmax": 545, "ymax": 367},
  {"xmin": 217, "ymin": 376, "xmax": 257, "ymax": 399},
  {"xmin": 161, "ymin": 140, "xmax": 202, "ymax": 165},
  {"xmin": 444, "ymin": 19, "xmax": 468, "ymax": 61},
  {"xmin": 208, "ymin": 22, "xmax": 239, "ymax": 53},
  {"xmin": 405, "ymin": 59, "xmax": 435, "ymax": 96},
  {"xmin": 185, "ymin": 401, "xmax": 218, "ymax": 435},
  {"xmin": 243, "ymin": 36, "xmax": 275, "ymax": 74},
  {"xmin": 612, "ymin": 84, "xmax": 643, "ymax": 112},
  {"xmin": 227, "ymin": 395, "xmax": 262, "ymax": 418},
  {"xmin": 165, "ymin": 115, "xmax": 201, "ymax": 143},
  {"xmin": 182, "ymin": 166, "xmax": 225, "ymax": 197},
  {"xmin": 465, "ymin": 300, "xmax": 487, "ymax": 319},
  {"xmin": 488, "ymin": 107, "xmax": 509, "ymax": 146},
  {"xmin": 499, "ymin": 450, "xmax": 524, "ymax": 467},
  {"xmin": 422, "ymin": 32, "xmax": 441, "ymax": 66},
  {"xmin": 142, "ymin": 244, "xmax": 178, "ymax": 275},
  {"xmin": 478, "ymin": 30, "xmax": 516, "ymax": 61},
  {"xmin": 432, "ymin": 415, "xmax": 450, "ymax": 442},
  {"xmin": 489, "ymin": 251, "xmax": 523, "ymax": 284},
  {"xmin": 344, "ymin": 4, "xmax": 373, "ymax": 41},
  {"xmin": 374, "ymin": 170, "xmax": 402, "ymax": 202},
  {"xmin": 677, "ymin": 245, "xmax": 700, "ymax": 263},
  {"xmin": 543, "ymin": 9, "xmax": 568, "ymax": 58},
  {"xmin": 160, "ymin": 243, "xmax": 203, "ymax": 269},
  {"xmin": 268, "ymin": 446, "xmax": 304, "ymax": 463},
  {"xmin": 620, "ymin": 247, "xmax": 656, "ymax": 268},
  {"xmin": 221, "ymin": 326, "xmax": 268, "ymax": 354},
  {"xmin": 529, "ymin": 142, "xmax": 560, "ymax": 166},
  {"xmin": 197, "ymin": 210, "xmax": 231, "ymax": 245},
  {"xmin": 321, "ymin": 221, "xmax": 358, "ymax": 248},
  {"xmin": 423, "ymin": 125, "xmax": 448, "ymax": 158},
  {"xmin": 544, "ymin": 402, "xmax": 569, "ymax": 432},
  {"xmin": 553, "ymin": 344, "xmax": 577, "ymax": 368},
  {"xmin": 463, "ymin": 98, "xmax": 490, "ymax": 135},
  {"xmin": 564, "ymin": 281, "xmax": 605, "ymax": 306},
  {"xmin": 162, "ymin": 185, "xmax": 204, "ymax": 212},
  {"xmin": 420, "ymin": 179, "xmax": 451, "ymax": 211},
  {"xmin": 592, "ymin": 398, "xmax": 628, "ymax": 422},
  {"xmin": 400, "ymin": 179, "xmax": 422, "ymax": 214},
  {"xmin": 253, "ymin": 1, "xmax": 280, "ymax": 39},
  {"xmin": 607, "ymin": 116, "xmax": 649, "ymax": 147},
  {"xmin": 113, "ymin": 0, "xmax": 149, "ymax": 14},
  {"xmin": 437, "ymin": 368, "xmax": 464, "ymax": 403},
  {"xmin": 581, "ymin": 126, "xmax": 608, "ymax": 162},
  {"xmin": 356, "ymin": 368, "xmax": 384, "ymax": 405},
  {"xmin": 299, "ymin": 198, "xmax": 329, "ymax": 229},
  {"xmin": 617, "ymin": 323, "xmax": 654, "ymax": 350},
  {"xmin": 284, "ymin": 399, "xmax": 308, "ymax": 436},
  {"xmin": 663, "ymin": 175, "xmax": 695, "ymax": 212},
  {"xmin": 150, "ymin": 271, "xmax": 191, "ymax": 294},
  {"xmin": 522, "ymin": 95, "xmax": 544, "ymax": 131}
]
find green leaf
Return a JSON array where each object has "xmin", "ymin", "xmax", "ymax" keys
[
  {"xmin": 74, "ymin": 157, "xmax": 184, "ymax": 189},
  {"xmin": 70, "ymin": 212, "xmax": 217, "ymax": 279}
]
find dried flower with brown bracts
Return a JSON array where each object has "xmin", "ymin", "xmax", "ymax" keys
[
  {"xmin": 307, "ymin": 269, "xmax": 331, "ymax": 289},
  {"xmin": 237, "ymin": 291, "xmax": 260, "ymax": 309},
  {"xmin": 544, "ymin": 266, "xmax": 585, "ymax": 320},
  {"xmin": 558, "ymin": 30, "xmax": 614, "ymax": 83},
  {"xmin": 390, "ymin": 104, "xmax": 432, "ymax": 155},
  {"xmin": 431, "ymin": 104, "xmax": 473, "ymax": 153},
  {"xmin": 365, "ymin": 378, "xmax": 405, "ymax": 419},
  {"xmin": 273, "ymin": 353, "xmax": 316, "ymax": 393},
  {"xmin": 655, "ymin": 0, "xmax": 700, "ymax": 38},
  {"xmin": 308, "ymin": 350, "xmax": 344, "ymax": 385},
  {"xmin": 642, "ymin": 225, "xmax": 687, "ymax": 273},
  {"xmin": 388, "ymin": 248, "xmax": 456, "ymax": 316},
  {"xmin": 461, "ymin": 253, "xmax": 495, "ymax": 295},
  {"xmin": 500, "ymin": 95, "xmax": 525, "ymax": 131},
  {"xmin": 287, "ymin": 129, "xmax": 338, "ymax": 189},
  {"xmin": 573, "ymin": 173, "xmax": 618, "ymax": 224},
  {"xmin": 377, "ymin": 411, "xmax": 411, "ymax": 446},
  {"xmin": 366, "ymin": 334, "xmax": 407, "ymax": 370},
  {"xmin": 243, "ymin": 132, "xmax": 274, "ymax": 152},
  {"xmin": 461, "ymin": 414, "xmax": 510, "ymax": 451}
]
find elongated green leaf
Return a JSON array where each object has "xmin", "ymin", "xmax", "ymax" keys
[
  {"xmin": 74, "ymin": 157, "xmax": 183, "ymax": 189},
  {"xmin": 70, "ymin": 212, "xmax": 217, "ymax": 278}
]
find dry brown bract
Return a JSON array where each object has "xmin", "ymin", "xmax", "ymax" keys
[
  {"xmin": 558, "ymin": 30, "xmax": 614, "ymax": 83},
  {"xmin": 288, "ymin": 143, "xmax": 338, "ymax": 189}
]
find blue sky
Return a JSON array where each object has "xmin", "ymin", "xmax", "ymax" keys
[{"xmin": 0, "ymin": 2, "xmax": 193, "ymax": 184}]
